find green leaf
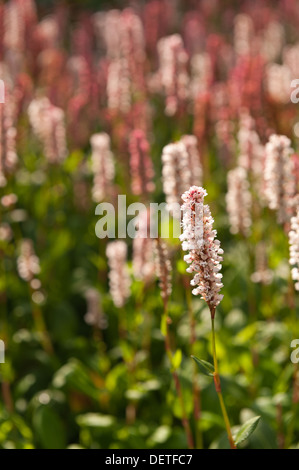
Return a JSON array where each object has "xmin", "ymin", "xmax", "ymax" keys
[
  {"xmin": 172, "ymin": 349, "xmax": 182, "ymax": 370},
  {"xmin": 76, "ymin": 413, "xmax": 115, "ymax": 429},
  {"xmin": 52, "ymin": 359, "xmax": 100, "ymax": 401},
  {"xmin": 160, "ymin": 314, "xmax": 167, "ymax": 337},
  {"xmin": 234, "ymin": 416, "xmax": 261, "ymax": 446},
  {"xmin": 33, "ymin": 406, "xmax": 66, "ymax": 449},
  {"xmin": 149, "ymin": 425, "xmax": 171, "ymax": 444},
  {"xmin": 191, "ymin": 356, "xmax": 215, "ymax": 377}
]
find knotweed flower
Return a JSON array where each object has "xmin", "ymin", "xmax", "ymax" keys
[
  {"xmin": 261, "ymin": 21, "xmax": 285, "ymax": 63},
  {"xmin": 265, "ymin": 63, "xmax": 291, "ymax": 104},
  {"xmin": 102, "ymin": 8, "xmax": 146, "ymax": 114},
  {"xmin": 154, "ymin": 238, "xmax": 172, "ymax": 304},
  {"xmin": 17, "ymin": 239, "xmax": 40, "ymax": 282},
  {"xmin": 264, "ymin": 134, "xmax": 296, "ymax": 224},
  {"xmin": 180, "ymin": 135, "xmax": 202, "ymax": 187},
  {"xmin": 1, "ymin": 193, "xmax": 18, "ymax": 208},
  {"xmin": 107, "ymin": 58, "xmax": 131, "ymax": 114},
  {"xmin": 4, "ymin": 0, "xmax": 25, "ymax": 53},
  {"xmin": 90, "ymin": 133, "xmax": 115, "ymax": 203},
  {"xmin": 190, "ymin": 52, "xmax": 212, "ymax": 99},
  {"xmin": 0, "ymin": 89, "xmax": 18, "ymax": 187},
  {"xmin": 0, "ymin": 223, "xmax": 12, "ymax": 242},
  {"xmin": 35, "ymin": 16, "xmax": 59, "ymax": 49},
  {"xmin": 84, "ymin": 288, "xmax": 107, "ymax": 329},
  {"xmin": 161, "ymin": 141, "xmax": 191, "ymax": 217},
  {"xmin": 157, "ymin": 34, "xmax": 189, "ymax": 116},
  {"xmin": 180, "ymin": 186, "xmax": 224, "ymax": 313},
  {"xmin": 226, "ymin": 166, "xmax": 252, "ymax": 236},
  {"xmin": 233, "ymin": 14, "xmax": 254, "ymax": 56},
  {"xmin": 181, "ymin": 186, "xmax": 235, "ymax": 449},
  {"xmin": 237, "ymin": 111, "xmax": 263, "ymax": 177},
  {"xmin": 129, "ymin": 129, "xmax": 155, "ymax": 196},
  {"xmin": 106, "ymin": 241, "xmax": 131, "ymax": 308},
  {"xmin": 132, "ymin": 209, "xmax": 155, "ymax": 283},
  {"xmin": 289, "ymin": 209, "xmax": 299, "ymax": 291},
  {"xmin": 28, "ymin": 97, "xmax": 67, "ymax": 163},
  {"xmin": 251, "ymin": 242, "xmax": 273, "ymax": 285}
]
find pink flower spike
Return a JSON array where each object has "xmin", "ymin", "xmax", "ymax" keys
[{"xmin": 180, "ymin": 186, "xmax": 224, "ymax": 313}]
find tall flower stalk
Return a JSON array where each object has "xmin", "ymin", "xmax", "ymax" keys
[
  {"xmin": 180, "ymin": 186, "xmax": 236, "ymax": 449},
  {"xmin": 154, "ymin": 238, "xmax": 194, "ymax": 449}
]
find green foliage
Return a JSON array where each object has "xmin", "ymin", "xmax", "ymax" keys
[{"xmin": 234, "ymin": 416, "xmax": 261, "ymax": 446}]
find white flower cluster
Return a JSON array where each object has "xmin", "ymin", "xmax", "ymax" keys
[
  {"xmin": 289, "ymin": 209, "xmax": 299, "ymax": 291},
  {"xmin": 161, "ymin": 141, "xmax": 191, "ymax": 217},
  {"xmin": 237, "ymin": 111, "xmax": 263, "ymax": 176},
  {"xmin": 106, "ymin": 241, "xmax": 131, "ymax": 308},
  {"xmin": 84, "ymin": 288, "xmax": 107, "ymax": 329},
  {"xmin": 90, "ymin": 133, "xmax": 115, "ymax": 203},
  {"xmin": 226, "ymin": 166, "xmax": 252, "ymax": 236},
  {"xmin": 0, "ymin": 87, "xmax": 18, "ymax": 187},
  {"xmin": 250, "ymin": 242, "xmax": 273, "ymax": 285},
  {"xmin": 264, "ymin": 134, "xmax": 296, "ymax": 224},
  {"xmin": 157, "ymin": 34, "xmax": 189, "ymax": 116},
  {"xmin": 181, "ymin": 135, "xmax": 202, "ymax": 187},
  {"xmin": 28, "ymin": 97, "xmax": 67, "ymax": 163},
  {"xmin": 100, "ymin": 9, "xmax": 145, "ymax": 114},
  {"xmin": 17, "ymin": 239, "xmax": 40, "ymax": 282},
  {"xmin": 180, "ymin": 186, "xmax": 224, "ymax": 311}
]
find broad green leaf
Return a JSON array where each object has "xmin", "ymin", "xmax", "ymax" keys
[
  {"xmin": 33, "ymin": 406, "xmax": 66, "ymax": 449},
  {"xmin": 191, "ymin": 356, "xmax": 215, "ymax": 377},
  {"xmin": 234, "ymin": 416, "xmax": 261, "ymax": 446}
]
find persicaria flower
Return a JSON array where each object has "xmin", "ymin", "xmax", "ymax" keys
[
  {"xmin": 180, "ymin": 135, "xmax": 202, "ymax": 186},
  {"xmin": 102, "ymin": 8, "xmax": 146, "ymax": 115},
  {"xmin": 106, "ymin": 241, "xmax": 131, "ymax": 308},
  {"xmin": 0, "ymin": 88, "xmax": 18, "ymax": 187},
  {"xmin": 132, "ymin": 209, "xmax": 155, "ymax": 283},
  {"xmin": 226, "ymin": 166, "xmax": 252, "ymax": 236},
  {"xmin": 28, "ymin": 97, "xmax": 67, "ymax": 164},
  {"xmin": 250, "ymin": 242, "xmax": 273, "ymax": 285},
  {"xmin": 180, "ymin": 186, "xmax": 224, "ymax": 312},
  {"xmin": 17, "ymin": 239, "xmax": 40, "ymax": 282},
  {"xmin": 161, "ymin": 141, "xmax": 191, "ymax": 217},
  {"xmin": 237, "ymin": 111, "xmax": 263, "ymax": 177},
  {"xmin": 90, "ymin": 133, "xmax": 115, "ymax": 202},
  {"xmin": 264, "ymin": 134, "xmax": 296, "ymax": 224},
  {"xmin": 1, "ymin": 193, "xmax": 18, "ymax": 208},
  {"xmin": 129, "ymin": 129, "xmax": 155, "ymax": 197},
  {"xmin": 84, "ymin": 288, "xmax": 107, "ymax": 329},
  {"xmin": 157, "ymin": 34, "xmax": 189, "ymax": 116}
]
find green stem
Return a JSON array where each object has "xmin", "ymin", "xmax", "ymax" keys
[
  {"xmin": 211, "ymin": 312, "xmax": 236, "ymax": 449},
  {"xmin": 29, "ymin": 284, "xmax": 53, "ymax": 355},
  {"xmin": 164, "ymin": 302, "xmax": 194, "ymax": 449},
  {"xmin": 186, "ymin": 284, "xmax": 203, "ymax": 449}
]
